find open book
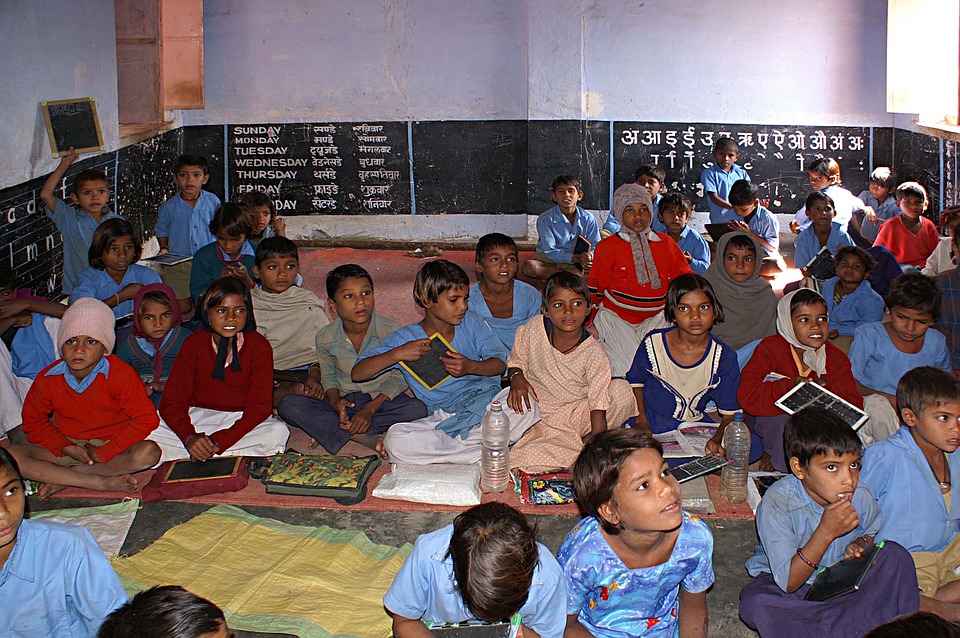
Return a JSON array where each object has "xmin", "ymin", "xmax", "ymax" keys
[{"xmin": 654, "ymin": 423, "xmax": 719, "ymax": 458}]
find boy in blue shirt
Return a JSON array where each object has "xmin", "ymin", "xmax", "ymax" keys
[
  {"xmin": 700, "ymin": 137, "xmax": 750, "ymax": 223},
  {"xmin": 521, "ymin": 175, "xmax": 600, "ymax": 282},
  {"xmin": 851, "ymin": 166, "xmax": 899, "ymax": 245},
  {"xmin": 353, "ymin": 260, "xmax": 539, "ymax": 464},
  {"xmin": 658, "ymin": 192, "xmax": 710, "ymax": 274},
  {"xmin": 155, "ymin": 154, "xmax": 223, "ymax": 314},
  {"xmin": 39, "ymin": 149, "xmax": 121, "ymax": 296},
  {"xmin": 604, "ymin": 164, "xmax": 667, "ymax": 235},
  {"xmin": 728, "ymin": 179, "xmax": 784, "ymax": 275},
  {"xmin": 861, "ymin": 366, "xmax": 960, "ymax": 619}
]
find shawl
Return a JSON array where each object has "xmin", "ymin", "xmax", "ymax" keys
[
  {"xmin": 131, "ymin": 283, "xmax": 182, "ymax": 383},
  {"xmin": 776, "ymin": 290, "xmax": 828, "ymax": 376},
  {"xmin": 250, "ymin": 286, "xmax": 329, "ymax": 370},
  {"xmin": 612, "ymin": 183, "xmax": 661, "ymax": 289}
]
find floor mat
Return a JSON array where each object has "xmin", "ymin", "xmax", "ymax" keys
[
  {"xmin": 111, "ymin": 504, "xmax": 411, "ymax": 638},
  {"xmin": 31, "ymin": 499, "xmax": 139, "ymax": 557}
]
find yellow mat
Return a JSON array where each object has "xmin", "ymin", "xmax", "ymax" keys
[{"xmin": 111, "ymin": 504, "xmax": 412, "ymax": 638}]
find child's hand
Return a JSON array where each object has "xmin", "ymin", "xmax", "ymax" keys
[
  {"xmin": 789, "ymin": 220, "xmax": 801, "ymax": 235},
  {"xmin": 345, "ymin": 405, "xmax": 376, "ymax": 434},
  {"xmin": 143, "ymin": 380, "xmax": 154, "ymax": 396},
  {"xmin": 863, "ymin": 206, "xmax": 877, "ymax": 223},
  {"xmin": 119, "ymin": 283, "xmax": 141, "ymax": 302},
  {"xmin": 507, "ymin": 373, "xmax": 538, "ymax": 414},
  {"xmin": 0, "ymin": 300, "xmax": 32, "ymax": 319},
  {"xmin": 844, "ymin": 536, "xmax": 873, "ymax": 560},
  {"xmin": 704, "ymin": 436, "xmax": 725, "ymax": 457},
  {"xmin": 272, "ymin": 216, "xmax": 287, "ymax": 237},
  {"xmin": 62, "ymin": 444, "xmax": 95, "ymax": 466},
  {"xmin": 441, "ymin": 351, "xmax": 475, "ymax": 377},
  {"xmin": 186, "ymin": 434, "xmax": 220, "ymax": 462},
  {"xmin": 303, "ymin": 375, "xmax": 323, "ymax": 399},
  {"xmin": 59, "ymin": 148, "xmax": 79, "ymax": 168},
  {"xmin": 332, "ymin": 397, "xmax": 355, "ymax": 425},
  {"xmin": 395, "ymin": 339, "xmax": 431, "ymax": 362},
  {"xmin": 83, "ymin": 442, "xmax": 103, "ymax": 464},
  {"xmin": 819, "ymin": 493, "xmax": 859, "ymax": 540},
  {"xmin": 682, "ymin": 251, "xmax": 694, "ymax": 264},
  {"xmin": 13, "ymin": 314, "xmax": 32, "ymax": 328},
  {"xmin": 727, "ymin": 220, "xmax": 750, "ymax": 233}
]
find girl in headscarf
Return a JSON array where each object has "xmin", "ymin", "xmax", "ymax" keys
[
  {"xmin": 149, "ymin": 277, "xmax": 288, "ymax": 463},
  {"xmin": 116, "ymin": 283, "xmax": 192, "ymax": 408},
  {"xmin": 588, "ymin": 183, "xmax": 691, "ymax": 376},
  {"xmin": 738, "ymin": 289, "xmax": 861, "ymax": 471}
]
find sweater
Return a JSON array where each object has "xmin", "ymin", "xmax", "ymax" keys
[
  {"xmin": 250, "ymin": 286, "xmax": 329, "ymax": 370},
  {"xmin": 21, "ymin": 355, "xmax": 160, "ymax": 462},
  {"xmin": 159, "ymin": 329, "xmax": 274, "ymax": 453},
  {"xmin": 874, "ymin": 216, "xmax": 940, "ymax": 267},
  {"xmin": 115, "ymin": 325, "xmax": 193, "ymax": 382}
]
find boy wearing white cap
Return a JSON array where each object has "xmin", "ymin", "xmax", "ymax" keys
[{"xmin": 9, "ymin": 298, "xmax": 160, "ymax": 498}]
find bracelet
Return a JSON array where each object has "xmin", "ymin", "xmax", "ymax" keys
[
  {"xmin": 508, "ymin": 369, "xmax": 524, "ymax": 382},
  {"xmin": 796, "ymin": 547, "xmax": 819, "ymax": 570},
  {"xmin": 114, "ymin": 293, "xmax": 120, "ymax": 306}
]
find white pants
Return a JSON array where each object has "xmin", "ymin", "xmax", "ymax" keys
[
  {"xmin": 0, "ymin": 340, "xmax": 30, "ymax": 436},
  {"xmin": 383, "ymin": 387, "xmax": 540, "ymax": 465},
  {"xmin": 148, "ymin": 407, "xmax": 290, "ymax": 464},
  {"xmin": 594, "ymin": 306, "xmax": 670, "ymax": 377}
]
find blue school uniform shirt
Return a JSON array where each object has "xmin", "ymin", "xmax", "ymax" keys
[
  {"xmin": 0, "ymin": 518, "xmax": 127, "ymax": 637},
  {"xmin": 154, "ymin": 190, "xmax": 221, "ymax": 256},
  {"xmin": 848, "ymin": 321, "xmax": 952, "ymax": 395},
  {"xmin": 793, "ymin": 222, "xmax": 854, "ymax": 270},
  {"xmin": 11, "ymin": 313, "xmax": 60, "ymax": 379},
  {"xmin": 45, "ymin": 356, "xmax": 110, "ymax": 393},
  {"xmin": 673, "ymin": 226, "xmax": 711, "ymax": 274},
  {"xmin": 358, "ymin": 313, "xmax": 507, "ymax": 437},
  {"xmin": 467, "ymin": 281, "xmax": 542, "ymax": 352},
  {"xmin": 382, "ymin": 524, "xmax": 566, "ymax": 637},
  {"xmin": 857, "ymin": 190, "xmax": 900, "ymax": 242},
  {"xmin": 71, "ymin": 264, "xmax": 163, "ymax": 318},
  {"xmin": 604, "ymin": 194, "xmax": 663, "ymax": 234},
  {"xmin": 558, "ymin": 514, "xmax": 714, "ymax": 638},
  {"xmin": 536, "ymin": 205, "xmax": 601, "ymax": 264},
  {"xmin": 795, "ymin": 185, "xmax": 865, "ymax": 234},
  {"xmin": 822, "ymin": 278, "xmax": 885, "ymax": 337},
  {"xmin": 45, "ymin": 199, "xmax": 121, "ymax": 295},
  {"xmin": 862, "ymin": 426, "xmax": 960, "ymax": 552},
  {"xmin": 745, "ymin": 475, "xmax": 882, "ymax": 589},
  {"xmin": 700, "ymin": 164, "xmax": 750, "ymax": 223},
  {"xmin": 744, "ymin": 205, "xmax": 780, "ymax": 255}
]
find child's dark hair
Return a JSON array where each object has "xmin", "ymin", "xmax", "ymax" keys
[
  {"xmin": 808, "ymin": 157, "xmax": 841, "ymax": 185},
  {"xmin": 864, "ymin": 611, "xmax": 960, "ymax": 638},
  {"xmin": 784, "ymin": 407, "xmax": 861, "ymax": 470},
  {"xmin": 551, "ymin": 175, "xmax": 582, "ymax": 191},
  {"xmin": 413, "ymin": 259, "xmax": 469, "ymax": 308},
  {"xmin": 88, "ymin": 218, "xmax": 142, "ymax": 269},
  {"xmin": 237, "ymin": 189, "xmax": 276, "ymax": 218},
  {"xmin": 174, "ymin": 154, "xmax": 209, "ymax": 174},
  {"xmin": 805, "ymin": 191, "xmax": 836, "ymax": 211},
  {"xmin": 790, "ymin": 288, "xmax": 826, "ymax": 315},
  {"xmin": 664, "ymin": 273, "xmax": 724, "ymax": 324},
  {"xmin": 634, "ymin": 163, "xmax": 666, "ymax": 184},
  {"xmin": 940, "ymin": 205, "xmax": 960, "ymax": 235},
  {"xmin": 714, "ymin": 137, "xmax": 738, "ymax": 153},
  {"xmin": 0, "ymin": 446, "xmax": 25, "ymax": 490},
  {"xmin": 96, "ymin": 585, "xmax": 226, "ymax": 638},
  {"xmin": 475, "ymin": 233, "xmax": 517, "ymax": 264},
  {"xmin": 833, "ymin": 245, "xmax": 876, "ymax": 273},
  {"xmin": 203, "ymin": 277, "xmax": 248, "ymax": 314},
  {"xmin": 573, "ymin": 429, "xmax": 664, "ymax": 536},
  {"xmin": 885, "ymin": 273, "xmax": 940, "ymax": 319},
  {"xmin": 869, "ymin": 167, "xmax": 897, "ymax": 190},
  {"xmin": 542, "ymin": 271, "xmax": 590, "ymax": 309},
  {"xmin": 728, "ymin": 179, "xmax": 759, "ymax": 207},
  {"xmin": 725, "ymin": 233, "xmax": 757, "ymax": 256},
  {"xmin": 254, "ymin": 236, "xmax": 298, "ymax": 267},
  {"xmin": 896, "ymin": 181, "xmax": 928, "ymax": 202},
  {"xmin": 447, "ymin": 503, "xmax": 539, "ymax": 621},
  {"xmin": 658, "ymin": 192, "xmax": 692, "ymax": 218},
  {"xmin": 326, "ymin": 264, "xmax": 374, "ymax": 299},
  {"xmin": 72, "ymin": 169, "xmax": 109, "ymax": 194},
  {"xmin": 209, "ymin": 202, "xmax": 256, "ymax": 238},
  {"xmin": 139, "ymin": 290, "xmax": 173, "ymax": 313},
  {"xmin": 897, "ymin": 367, "xmax": 960, "ymax": 419},
  {"xmin": 0, "ymin": 266, "xmax": 17, "ymax": 290}
]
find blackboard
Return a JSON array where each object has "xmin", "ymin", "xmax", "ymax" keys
[
  {"xmin": 41, "ymin": 97, "xmax": 105, "ymax": 157},
  {"xmin": 182, "ymin": 125, "xmax": 226, "ymax": 203},
  {"xmin": 613, "ymin": 122, "xmax": 871, "ymax": 214},
  {"xmin": 116, "ymin": 128, "xmax": 183, "ymax": 243},
  {"xmin": 892, "ymin": 127, "xmax": 943, "ymax": 216},
  {"xmin": 227, "ymin": 122, "xmax": 411, "ymax": 215},
  {"xmin": 527, "ymin": 120, "xmax": 610, "ymax": 212}
]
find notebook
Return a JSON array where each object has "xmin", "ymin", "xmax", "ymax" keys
[
  {"xmin": 804, "ymin": 542, "xmax": 884, "ymax": 601},
  {"xmin": 573, "ymin": 234, "xmax": 592, "ymax": 272},
  {"xmin": 142, "ymin": 253, "xmax": 192, "ymax": 266},
  {"xmin": 400, "ymin": 332, "xmax": 456, "ymax": 390},
  {"xmin": 427, "ymin": 615, "xmax": 520, "ymax": 637}
]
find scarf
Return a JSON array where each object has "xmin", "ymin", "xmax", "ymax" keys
[
  {"xmin": 198, "ymin": 285, "xmax": 258, "ymax": 381},
  {"xmin": 612, "ymin": 183, "xmax": 661, "ymax": 289},
  {"xmin": 776, "ymin": 290, "xmax": 828, "ymax": 376},
  {"xmin": 131, "ymin": 283, "xmax": 182, "ymax": 383},
  {"xmin": 249, "ymin": 286, "xmax": 329, "ymax": 369},
  {"xmin": 704, "ymin": 232, "xmax": 779, "ymax": 349}
]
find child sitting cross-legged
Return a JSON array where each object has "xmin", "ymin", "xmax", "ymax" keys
[
  {"xmin": 352, "ymin": 260, "xmax": 539, "ymax": 464},
  {"xmin": 506, "ymin": 272, "xmax": 637, "ymax": 473},
  {"xmin": 739, "ymin": 408, "xmax": 920, "ymax": 637},
  {"xmin": 115, "ymin": 283, "xmax": 193, "ymax": 408},
  {"xmin": 150, "ymin": 277, "xmax": 289, "ymax": 463},
  {"xmin": 861, "ymin": 367, "xmax": 960, "ymax": 620},
  {"xmin": 0, "ymin": 447, "xmax": 129, "ymax": 636},
  {"xmin": 559, "ymin": 429, "xmax": 713, "ymax": 637},
  {"xmin": 822, "ymin": 245, "xmax": 885, "ymax": 352},
  {"xmin": 658, "ymin": 192, "xmax": 711, "ymax": 275},
  {"xmin": 277, "ymin": 264, "xmax": 427, "ymax": 456},
  {"xmin": 383, "ymin": 502, "xmax": 565, "ymax": 637},
  {"xmin": 10, "ymin": 299, "xmax": 161, "ymax": 497},
  {"xmin": 852, "ymin": 166, "xmax": 899, "ymax": 246},
  {"xmin": 249, "ymin": 236, "xmax": 329, "ymax": 404},
  {"xmin": 522, "ymin": 175, "xmax": 600, "ymax": 281}
]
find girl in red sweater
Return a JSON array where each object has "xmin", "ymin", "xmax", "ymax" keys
[{"xmin": 151, "ymin": 277, "xmax": 289, "ymax": 462}]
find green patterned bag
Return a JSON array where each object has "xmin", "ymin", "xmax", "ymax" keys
[{"xmin": 261, "ymin": 452, "xmax": 381, "ymax": 505}]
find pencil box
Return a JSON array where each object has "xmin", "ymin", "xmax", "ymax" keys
[
  {"xmin": 516, "ymin": 470, "xmax": 575, "ymax": 505},
  {"xmin": 141, "ymin": 456, "xmax": 250, "ymax": 503},
  {"xmin": 259, "ymin": 451, "xmax": 381, "ymax": 505}
]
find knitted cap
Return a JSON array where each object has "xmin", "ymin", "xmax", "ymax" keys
[
  {"xmin": 58, "ymin": 298, "xmax": 116, "ymax": 353},
  {"xmin": 612, "ymin": 183, "xmax": 653, "ymax": 225}
]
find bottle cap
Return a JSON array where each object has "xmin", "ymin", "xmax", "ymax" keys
[
  {"xmin": 734, "ymin": 412, "xmax": 744, "ymax": 421},
  {"xmin": 490, "ymin": 401, "xmax": 502, "ymax": 410}
]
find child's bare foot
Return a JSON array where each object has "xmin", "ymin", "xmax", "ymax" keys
[
  {"xmin": 38, "ymin": 483, "xmax": 67, "ymax": 500},
  {"xmin": 308, "ymin": 437, "xmax": 320, "ymax": 449},
  {"xmin": 754, "ymin": 452, "xmax": 776, "ymax": 473},
  {"xmin": 374, "ymin": 437, "xmax": 390, "ymax": 461},
  {"xmin": 352, "ymin": 433, "xmax": 387, "ymax": 459},
  {"xmin": 101, "ymin": 474, "xmax": 141, "ymax": 493}
]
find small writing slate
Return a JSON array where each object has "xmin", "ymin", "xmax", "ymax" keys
[
  {"xmin": 41, "ymin": 97, "xmax": 105, "ymax": 157},
  {"xmin": 164, "ymin": 456, "xmax": 244, "ymax": 482},
  {"xmin": 775, "ymin": 381, "xmax": 869, "ymax": 430},
  {"xmin": 400, "ymin": 332, "xmax": 455, "ymax": 390},
  {"xmin": 804, "ymin": 246, "xmax": 836, "ymax": 280}
]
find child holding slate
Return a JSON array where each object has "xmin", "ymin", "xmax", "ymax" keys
[
  {"xmin": 522, "ymin": 175, "xmax": 601, "ymax": 281},
  {"xmin": 739, "ymin": 408, "xmax": 919, "ymax": 637},
  {"xmin": 189, "ymin": 203, "xmax": 258, "ymax": 306},
  {"xmin": 506, "ymin": 272, "xmax": 636, "ymax": 473},
  {"xmin": 352, "ymin": 260, "xmax": 539, "ymax": 464},
  {"xmin": 793, "ymin": 192, "xmax": 855, "ymax": 273},
  {"xmin": 277, "ymin": 264, "xmax": 426, "ymax": 456}
]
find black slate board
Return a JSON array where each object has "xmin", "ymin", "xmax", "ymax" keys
[{"xmin": 41, "ymin": 97, "xmax": 105, "ymax": 156}]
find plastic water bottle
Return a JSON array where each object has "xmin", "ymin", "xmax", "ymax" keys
[
  {"xmin": 720, "ymin": 412, "xmax": 750, "ymax": 504},
  {"xmin": 480, "ymin": 401, "xmax": 510, "ymax": 492}
]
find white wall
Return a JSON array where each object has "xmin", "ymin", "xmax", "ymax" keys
[{"xmin": 0, "ymin": 0, "xmax": 119, "ymax": 189}]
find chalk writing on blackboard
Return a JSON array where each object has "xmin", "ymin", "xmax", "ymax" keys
[{"xmin": 41, "ymin": 97, "xmax": 105, "ymax": 157}]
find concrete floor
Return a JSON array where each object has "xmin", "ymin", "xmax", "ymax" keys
[{"xmin": 30, "ymin": 496, "xmax": 760, "ymax": 637}]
